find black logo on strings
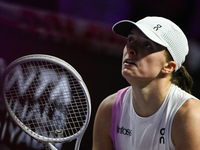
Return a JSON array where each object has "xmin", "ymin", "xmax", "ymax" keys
[
  {"xmin": 153, "ymin": 24, "xmax": 162, "ymax": 31},
  {"xmin": 5, "ymin": 65, "xmax": 72, "ymax": 136}
]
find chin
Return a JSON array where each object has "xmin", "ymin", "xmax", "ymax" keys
[{"xmin": 122, "ymin": 70, "xmax": 136, "ymax": 80}]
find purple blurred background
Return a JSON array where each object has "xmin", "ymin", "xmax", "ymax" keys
[{"xmin": 0, "ymin": 0, "xmax": 200, "ymax": 149}]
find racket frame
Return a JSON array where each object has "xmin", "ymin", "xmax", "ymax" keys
[{"xmin": 1, "ymin": 54, "xmax": 91, "ymax": 149}]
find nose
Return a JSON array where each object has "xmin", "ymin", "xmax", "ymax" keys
[
  {"xmin": 126, "ymin": 45, "xmax": 137, "ymax": 55},
  {"xmin": 126, "ymin": 36, "xmax": 138, "ymax": 55}
]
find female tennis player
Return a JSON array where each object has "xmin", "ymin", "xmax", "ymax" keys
[{"xmin": 92, "ymin": 16, "xmax": 200, "ymax": 150}]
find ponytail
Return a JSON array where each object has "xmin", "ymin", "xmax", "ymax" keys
[
  {"xmin": 171, "ymin": 65, "xmax": 193, "ymax": 94},
  {"xmin": 165, "ymin": 50, "xmax": 193, "ymax": 94}
]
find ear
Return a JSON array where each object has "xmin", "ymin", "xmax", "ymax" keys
[{"xmin": 161, "ymin": 61, "xmax": 177, "ymax": 74}]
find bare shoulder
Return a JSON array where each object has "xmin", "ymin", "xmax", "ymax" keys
[
  {"xmin": 95, "ymin": 93, "xmax": 117, "ymax": 125},
  {"xmin": 92, "ymin": 93, "xmax": 117, "ymax": 150},
  {"xmin": 98, "ymin": 93, "xmax": 117, "ymax": 112},
  {"xmin": 172, "ymin": 98, "xmax": 200, "ymax": 150},
  {"xmin": 174, "ymin": 98, "xmax": 200, "ymax": 120}
]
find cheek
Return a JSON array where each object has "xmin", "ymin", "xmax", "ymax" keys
[
  {"xmin": 140, "ymin": 55, "xmax": 166, "ymax": 75},
  {"xmin": 122, "ymin": 46, "xmax": 127, "ymax": 64},
  {"xmin": 122, "ymin": 46, "xmax": 127, "ymax": 56}
]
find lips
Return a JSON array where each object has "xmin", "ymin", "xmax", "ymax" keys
[{"xmin": 124, "ymin": 59, "xmax": 136, "ymax": 65}]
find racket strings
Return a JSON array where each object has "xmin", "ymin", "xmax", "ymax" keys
[
  {"xmin": 64, "ymin": 76, "xmax": 87, "ymax": 136},
  {"xmin": 4, "ymin": 61, "xmax": 88, "ymax": 139}
]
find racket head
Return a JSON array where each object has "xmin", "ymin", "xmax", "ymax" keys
[{"xmin": 1, "ymin": 54, "xmax": 91, "ymax": 144}]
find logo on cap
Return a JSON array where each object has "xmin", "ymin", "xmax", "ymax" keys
[{"xmin": 153, "ymin": 24, "xmax": 162, "ymax": 31}]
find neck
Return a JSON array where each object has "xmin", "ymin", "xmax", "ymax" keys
[{"xmin": 131, "ymin": 78, "xmax": 172, "ymax": 117}]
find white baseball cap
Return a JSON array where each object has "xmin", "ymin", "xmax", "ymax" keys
[{"xmin": 112, "ymin": 16, "xmax": 189, "ymax": 71}]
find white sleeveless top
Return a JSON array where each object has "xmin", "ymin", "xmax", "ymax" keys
[{"xmin": 110, "ymin": 84, "xmax": 198, "ymax": 150}]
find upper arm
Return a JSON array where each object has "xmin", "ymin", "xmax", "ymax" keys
[
  {"xmin": 92, "ymin": 93, "xmax": 116, "ymax": 150},
  {"xmin": 172, "ymin": 98, "xmax": 200, "ymax": 150}
]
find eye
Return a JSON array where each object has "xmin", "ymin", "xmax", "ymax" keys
[
  {"xmin": 127, "ymin": 37, "xmax": 134, "ymax": 44},
  {"xmin": 143, "ymin": 42, "xmax": 152, "ymax": 48}
]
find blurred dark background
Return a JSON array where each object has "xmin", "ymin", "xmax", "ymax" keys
[{"xmin": 0, "ymin": 0, "xmax": 200, "ymax": 149}]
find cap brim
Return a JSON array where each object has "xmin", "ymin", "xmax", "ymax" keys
[{"xmin": 112, "ymin": 20, "xmax": 167, "ymax": 47}]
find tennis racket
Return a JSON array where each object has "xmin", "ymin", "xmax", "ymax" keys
[{"xmin": 1, "ymin": 54, "xmax": 91, "ymax": 150}]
